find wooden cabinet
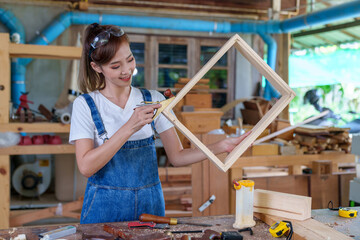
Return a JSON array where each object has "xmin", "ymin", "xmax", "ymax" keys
[{"xmin": 0, "ymin": 33, "xmax": 81, "ymax": 228}]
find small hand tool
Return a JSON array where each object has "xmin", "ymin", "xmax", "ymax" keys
[
  {"xmin": 328, "ymin": 200, "xmax": 358, "ymax": 218},
  {"xmin": 220, "ymin": 231, "xmax": 243, "ymax": 240},
  {"xmin": 139, "ymin": 213, "xmax": 212, "ymax": 227},
  {"xmin": 269, "ymin": 220, "xmax": 293, "ymax": 239},
  {"xmin": 128, "ymin": 221, "xmax": 170, "ymax": 229},
  {"xmin": 238, "ymin": 227, "xmax": 253, "ymax": 235}
]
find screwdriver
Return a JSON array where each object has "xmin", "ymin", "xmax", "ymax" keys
[{"xmin": 139, "ymin": 213, "xmax": 212, "ymax": 227}]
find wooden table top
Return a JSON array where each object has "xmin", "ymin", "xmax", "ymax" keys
[{"xmin": 0, "ymin": 209, "xmax": 359, "ymax": 240}]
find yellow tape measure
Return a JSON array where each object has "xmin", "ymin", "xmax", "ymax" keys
[
  {"xmin": 328, "ymin": 201, "xmax": 357, "ymax": 218},
  {"xmin": 269, "ymin": 221, "xmax": 293, "ymax": 239},
  {"xmin": 339, "ymin": 207, "xmax": 357, "ymax": 218}
]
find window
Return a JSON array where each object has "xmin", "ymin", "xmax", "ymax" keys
[
  {"xmin": 130, "ymin": 42, "xmax": 145, "ymax": 87},
  {"xmin": 128, "ymin": 34, "xmax": 234, "ymax": 116}
]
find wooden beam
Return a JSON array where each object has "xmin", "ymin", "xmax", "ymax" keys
[
  {"xmin": 0, "ymin": 123, "xmax": 70, "ymax": 133},
  {"xmin": 9, "ymin": 43, "xmax": 81, "ymax": 60},
  {"xmin": 0, "ymin": 144, "xmax": 75, "ymax": 155},
  {"xmin": 0, "ymin": 155, "xmax": 10, "ymax": 229},
  {"xmin": 254, "ymin": 189, "xmax": 311, "ymax": 220},
  {"xmin": 0, "ymin": 34, "xmax": 10, "ymax": 124},
  {"xmin": 292, "ymin": 19, "xmax": 360, "ymax": 38}
]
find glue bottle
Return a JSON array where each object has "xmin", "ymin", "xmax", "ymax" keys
[{"xmin": 233, "ymin": 180, "xmax": 256, "ymax": 229}]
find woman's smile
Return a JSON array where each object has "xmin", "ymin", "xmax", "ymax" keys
[{"xmin": 119, "ymin": 75, "xmax": 131, "ymax": 82}]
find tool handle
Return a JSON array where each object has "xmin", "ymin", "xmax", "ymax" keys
[{"xmin": 139, "ymin": 214, "xmax": 177, "ymax": 225}]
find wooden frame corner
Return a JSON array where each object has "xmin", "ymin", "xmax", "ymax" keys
[{"xmin": 162, "ymin": 34, "xmax": 295, "ymax": 172}]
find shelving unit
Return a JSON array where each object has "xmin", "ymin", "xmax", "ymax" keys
[{"xmin": 0, "ymin": 33, "xmax": 81, "ymax": 228}]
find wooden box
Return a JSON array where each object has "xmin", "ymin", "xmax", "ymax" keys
[
  {"xmin": 176, "ymin": 111, "xmax": 223, "ymax": 134},
  {"xmin": 252, "ymin": 143, "xmax": 279, "ymax": 156},
  {"xmin": 185, "ymin": 93, "xmax": 212, "ymax": 108}
]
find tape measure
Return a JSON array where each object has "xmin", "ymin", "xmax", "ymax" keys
[
  {"xmin": 269, "ymin": 221, "xmax": 293, "ymax": 239},
  {"xmin": 339, "ymin": 207, "xmax": 357, "ymax": 218},
  {"xmin": 328, "ymin": 201, "xmax": 357, "ymax": 218}
]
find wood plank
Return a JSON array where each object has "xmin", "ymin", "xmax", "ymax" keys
[
  {"xmin": 310, "ymin": 174, "xmax": 339, "ymax": 209},
  {"xmin": 9, "ymin": 43, "xmax": 81, "ymax": 60},
  {"xmin": 0, "ymin": 144, "xmax": 75, "ymax": 155},
  {"xmin": 204, "ymin": 134, "xmax": 229, "ymax": 216},
  {"xmin": 255, "ymin": 212, "xmax": 353, "ymax": 240},
  {"xmin": 0, "ymin": 34, "xmax": 10, "ymax": 124},
  {"xmin": 0, "ymin": 155, "xmax": 10, "ymax": 229},
  {"xmin": 231, "ymin": 154, "xmax": 355, "ymax": 168},
  {"xmin": 254, "ymin": 189, "xmax": 311, "ymax": 220},
  {"xmin": 10, "ymin": 199, "xmax": 82, "ymax": 227},
  {"xmin": 0, "ymin": 123, "xmax": 70, "ymax": 133}
]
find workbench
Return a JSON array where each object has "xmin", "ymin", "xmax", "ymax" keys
[{"xmin": 0, "ymin": 209, "xmax": 358, "ymax": 239}]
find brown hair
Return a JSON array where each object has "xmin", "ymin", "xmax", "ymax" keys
[{"xmin": 78, "ymin": 23, "xmax": 130, "ymax": 93}]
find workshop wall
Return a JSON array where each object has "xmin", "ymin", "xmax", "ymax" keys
[{"xmin": 0, "ymin": 3, "xmax": 259, "ymax": 117}]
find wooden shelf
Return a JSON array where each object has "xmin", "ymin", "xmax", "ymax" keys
[
  {"xmin": 0, "ymin": 123, "xmax": 70, "ymax": 133},
  {"xmin": 0, "ymin": 144, "xmax": 75, "ymax": 155},
  {"xmin": 9, "ymin": 43, "xmax": 81, "ymax": 60}
]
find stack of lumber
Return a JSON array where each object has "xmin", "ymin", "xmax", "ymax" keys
[
  {"xmin": 174, "ymin": 78, "xmax": 210, "ymax": 92},
  {"xmin": 291, "ymin": 125, "xmax": 351, "ymax": 154},
  {"xmin": 158, "ymin": 167, "xmax": 192, "ymax": 217}
]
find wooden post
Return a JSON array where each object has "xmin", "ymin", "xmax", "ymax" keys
[
  {"xmin": 0, "ymin": 33, "xmax": 11, "ymax": 229},
  {"xmin": 0, "ymin": 155, "xmax": 10, "ymax": 229}
]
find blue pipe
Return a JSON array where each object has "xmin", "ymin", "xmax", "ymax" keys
[
  {"xmin": 0, "ymin": 8, "xmax": 26, "ymax": 105},
  {"xmin": 281, "ymin": 0, "xmax": 360, "ymax": 33},
  {"xmin": 258, "ymin": 33, "xmax": 281, "ymax": 100}
]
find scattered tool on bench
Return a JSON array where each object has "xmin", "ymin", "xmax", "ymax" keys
[
  {"xmin": 128, "ymin": 221, "xmax": 170, "ymax": 229},
  {"xmin": 139, "ymin": 213, "xmax": 213, "ymax": 227},
  {"xmin": 269, "ymin": 220, "xmax": 293, "ymax": 239},
  {"xmin": 328, "ymin": 200, "xmax": 358, "ymax": 218}
]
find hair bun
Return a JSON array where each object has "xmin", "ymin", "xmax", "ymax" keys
[{"xmin": 90, "ymin": 23, "xmax": 99, "ymax": 29}]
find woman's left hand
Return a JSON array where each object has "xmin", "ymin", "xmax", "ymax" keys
[{"xmin": 217, "ymin": 131, "xmax": 252, "ymax": 153}]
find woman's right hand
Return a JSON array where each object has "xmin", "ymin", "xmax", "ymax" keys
[{"xmin": 127, "ymin": 104, "xmax": 162, "ymax": 133}]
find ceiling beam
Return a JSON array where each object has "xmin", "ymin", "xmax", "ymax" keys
[
  {"xmin": 340, "ymin": 29, "xmax": 360, "ymax": 41},
  {"xmin": 313, "ymin": 34, "xmax": 337, "ymax": 45},
  {"xmin": 292, "ymin": 19, "xmax": 360, "ymax": 38}
]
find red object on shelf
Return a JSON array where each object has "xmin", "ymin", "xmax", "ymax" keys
[
  {"xmin": 42, "ymin": 134, "xmax": 51, "ymax": 144},
  {"xmin": 32, "ymin": 135, "xmax": 44, "ymax": 145},
  {"xmin": 19, "ymin": 136, "xmax": 32, "ymax": 145},
  {"xmin": 50, "ymin": 136, "xmax": 62, "ymax": 144}
]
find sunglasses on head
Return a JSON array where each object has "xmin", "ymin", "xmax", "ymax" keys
[{"xmin": 88, "ymin": 26, "xmax": 125, "ymax": 59}]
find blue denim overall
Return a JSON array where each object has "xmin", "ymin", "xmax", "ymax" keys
[{"xmin": 80, "ymin": 89, "xmax": 165, "ymax": 224}]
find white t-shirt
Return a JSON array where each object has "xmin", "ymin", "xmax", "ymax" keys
[{"xmin": 69, "ymin": 87, "xmax": 174, "ymax": 147}]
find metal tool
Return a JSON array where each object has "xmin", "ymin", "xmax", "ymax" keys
[
  {"xmin": 339, "ymin": 207, "xmax": 358, "ymax": 218},
  {"xmin": 128, "ymin": 221, "xmax": 170, "ymax": 229},
  {"xmin": 269, "ymin": 220, "xmax": 293, "ymax": 239},
  {"xmin": 139, "ymin": 213, "xmax": 212, "ymax": 227},
  {"xmin": 39, "ymin": 226, "xmax": 76, "ymax": 240},
  {"xmin": 220, "ymin": 231, "xmax": 243, "ymax": 240},
  {"xmin": 238, "ymin": 227, "xmax": 253, "ymax": 235},
  {"xmin": 328, "ymin": 200, "xmax": 358, "ymax": 218}
]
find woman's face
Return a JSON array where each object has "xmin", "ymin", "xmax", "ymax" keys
[{"xmin": 93, "ymin": 42, "xmax": 136, "ymax": 89}]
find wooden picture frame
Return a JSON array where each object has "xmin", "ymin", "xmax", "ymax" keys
[{"xmin": 162, "ymin": 34, "xmax": 295, "ymax": 172}]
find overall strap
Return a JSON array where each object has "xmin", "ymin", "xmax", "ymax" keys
[
  {"xmin": 82, "ymin": 93, "xmax": 109, "ymax": 142},
  {"xmin": 139, "ymin": 88, "xmax": 157, "ymax": 134}
]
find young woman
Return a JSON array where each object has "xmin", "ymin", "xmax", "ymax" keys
[{"xmin": 69, "ymin": 23, "xmax": 250, "ymax": 224}]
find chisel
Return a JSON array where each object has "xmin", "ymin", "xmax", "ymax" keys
[{"xmin": 139, "ymin": 213, "xmax": 212, "ymax": 227}]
